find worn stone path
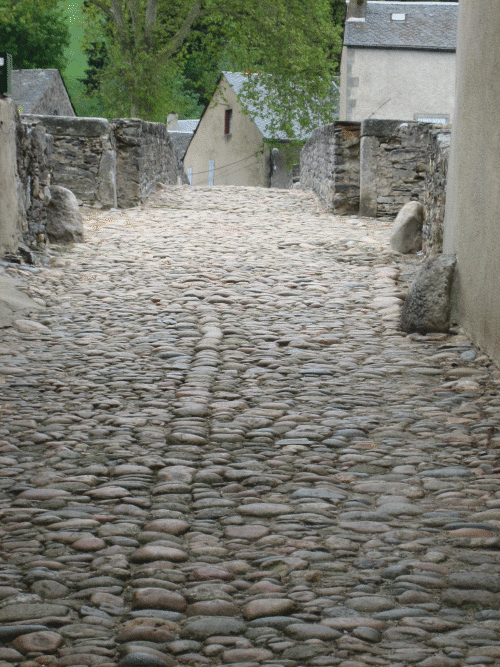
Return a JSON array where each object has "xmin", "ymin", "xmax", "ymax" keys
[{"xmin": 1, "ymin": 185, "xmax": 500, "ymax": 667}]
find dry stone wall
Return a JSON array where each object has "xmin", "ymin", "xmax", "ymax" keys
[
  {"xmin": 16, "ymin": 116, "xmax": 54, "ymax": 250},
  {"xmin": 300, "ymin": 122, "xmax": 361, "ymax": 214},
  {"xmin": 300, "ymin": 119, "xmax": 451, "ymax": 257},
  {"xmin": 21, "ymin": 115, "xmax": 187, "ymax": 211},
  {"xmin": 423, "ymin": 128, "xmax": 451, "ymax": 254},
  {"xmin": 114, "ymin": 119, "xmax": 188, "ymax": 208},
  {"xmin": 360, "ymin": 120, "xmax": 430, "ymax": 219},
  {"xmin": 22, "ymin": 115, "xmax": 117, "ymax": 209}
]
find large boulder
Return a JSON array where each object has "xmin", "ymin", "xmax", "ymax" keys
[
  {"xmin": 46, "ymin": 186, "xmax": 84, "ymax": 244},
  {"xmin": 400, "ymin": 254, "xmax": 456, "ymax": 333},
  {"xmin": 390, "ymin": 201, "xmax": 425, "ymax": 253}
]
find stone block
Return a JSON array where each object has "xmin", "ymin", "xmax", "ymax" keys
[
  {"xmin": 390, "ymin": 201, "xmax": 425, "ymax": 253},
  {"xmin": 400, "ymin": 254, "xmax": 456, "ymax": 333},
  {"xmin": 46, "ymin": 185, "xmax": 84, "ymax": 243}
]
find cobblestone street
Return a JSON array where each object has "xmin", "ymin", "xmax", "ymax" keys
[{"xmin": 1, "ymin": 185, "xmax": 500, "ymax": 667}]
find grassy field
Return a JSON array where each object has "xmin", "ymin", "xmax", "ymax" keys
[{"xmin": 59, "ymin": 0, "xmax": 106, "ymax": 117}]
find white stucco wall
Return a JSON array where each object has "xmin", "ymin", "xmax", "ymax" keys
[
  {"xmin": 443, "ymin": 1, "xmax": 500, "ymax": 364},
  {"xmin": 340, "ymin": 47, "xmax": 456, "ymax": 123},
  {"xmin": 184, "ymin": 78, "xmax": 269, "ymax": 187}
]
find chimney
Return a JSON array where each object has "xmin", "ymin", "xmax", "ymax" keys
[
  {"xmin": 167, "ymin": 113, "xmax": 178, "ymax": 130},
  {"xmin": 347, "ymin": 0, "xmax": 367, "ymax": 21}
]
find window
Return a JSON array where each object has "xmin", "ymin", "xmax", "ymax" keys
[
  {"xmin": 224, "ymin": 109, "xmax": 233, "ymax": 135},
  {"xmin": 209, "ymin": 160, "xmax": 215, "ymax": 186},
  {"xmin": 187, "ymin": 167, "xmax": 193, "ymax": 184}
]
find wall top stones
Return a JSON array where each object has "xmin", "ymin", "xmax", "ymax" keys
[
  {"xmin": 23, "ymin": 115, "xmax": 111, "ymax": 137},
  {"xmin": 361, "ymin": 119, "xmax": 408, "ymax": 138}
]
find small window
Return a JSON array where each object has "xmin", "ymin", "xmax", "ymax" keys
[
  {"xmin": 209, "ymin": 160, "xmax": 215, "ymax": 186},
  {"xmin": 391, "ymin": 13, "xmax": 406, "ymax": 21},
  {"xmin": 224, "ymin": 109, "xmax": 232, "ymax": 135},
  {"xmin": 187, "ymin": 167, "xmax": 193, "ymax": 184}
]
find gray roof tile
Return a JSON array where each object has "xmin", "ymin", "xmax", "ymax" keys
[
  {"xmin": 344, "ymin": 2, "xmax": 458, "ymax": 51},
  {"xmin": 176, "ymin": 119, "xmax": 199, "ymax": 133},
  {"xmin": 223, "ymin": 71, "xmax": 315, "ymax": 140},
  {"xmin": 12, "ymin": 69, "xmax": 60, "ymax": 112}
]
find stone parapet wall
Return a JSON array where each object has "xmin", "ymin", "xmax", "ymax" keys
[
  {"xmin": 16, "ymin": 116, "xmax": 53, "ymax": 249},
  {"xmin": 21, "ymin": 115, "xmax": 187, "ymax": 211},
  {"xmin": 114, "ymin": 118, "xmax": 188, "ymax": 208},
  {"xmin": 423, "ymin": 128, "xmax": 451, "ymax": 254},
  {"xmin": 2, "ymin": 110, "xmax": 188, "ymax": 257},
  {"xmin": 300, "ymin": 122, "xmax": 360, "ymax": 214},
  {"xmin": 300, "ymin": 119, "xmax": 451, "ymax": 256},
  {"xmin": 360, "ymin": 120, "xmax": 430, "ymax": 219},
  {"xmin": 22, "ymin": 115, "xmax": 117, "ymax": 209}
]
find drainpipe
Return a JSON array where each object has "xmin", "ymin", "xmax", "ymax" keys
[{"xmin": 347, "ymin": 0, "xmax": 367, "ymax": 21}]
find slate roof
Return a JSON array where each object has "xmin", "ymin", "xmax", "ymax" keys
[
  {"xmin": 344, "ymin": 2, "xmax": 458, "ymax": 51},
  {"xmin": 177, "ymin": 119, "xmax": 199, "ymax": 133},
  {"xmin": 11, "ymin": 69, "xmax": 74, "ymax": 114},
  {"xmin": 223, "ymin": 71, "xmax": 315, "ymax": 141}
]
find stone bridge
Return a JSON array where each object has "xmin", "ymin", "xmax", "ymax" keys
[{"xmin": 0, "ymin": 185, "xmax": 499, "ymax": 667}]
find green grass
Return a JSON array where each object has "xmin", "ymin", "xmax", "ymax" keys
[
  {"xmin": 59, "ymin": 0, "xmax": 108, "ymax": 117},
  {"xmin": 60, "ymin": 0, "xmax": 87, "ymax": 79}
]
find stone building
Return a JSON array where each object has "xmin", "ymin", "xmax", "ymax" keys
[
  {"xmin": 12, "ymin": 69, "xmax": 75, "ymax": 116},
  {"xmin": 184, "ymin": 72, "xmax": 303, "ymax": 189},
  {"xmin": 340, "ymin": 1, "xmax": 458, "ymax": 123}
]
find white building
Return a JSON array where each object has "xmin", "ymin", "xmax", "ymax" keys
[{"xmin": 340, "ymin": 1, "xmax": 458, "ymax": 124}]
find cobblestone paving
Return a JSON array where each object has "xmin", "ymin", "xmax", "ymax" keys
[{"xmin": 1, "ymin": 185, "xmax": 500, "ymax": 667}]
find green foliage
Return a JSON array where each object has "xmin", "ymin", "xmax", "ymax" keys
[
  {"xmin": 82, "ymin": 0, "xmax": 343, "ymax": 134},
  {"xmin": 216, "ymin": 0, "xmax": 342, "ymax": 139},
  {"xmin": 80, "ymin": 41, "xmax": 109, "ymax": 95},
  {"xmin": 63, "ymin": 74, "xmax": 107, "ymax": 117},
  {"xmin": 0, "ymin": 0, "xmax": 70, "ymax": 70}
]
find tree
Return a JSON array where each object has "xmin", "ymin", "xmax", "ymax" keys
[
  {"xmin": 0, "ymin": 0, "xmax": 70, "ymax": 70},
  {"xmin": 82, "ymin": 0, "xmax": 343, "ymax": 136}
]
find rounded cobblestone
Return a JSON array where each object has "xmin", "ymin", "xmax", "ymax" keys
[{"xmin": 1, "ymin": 185, "xmax": 500, "ymax": 666}]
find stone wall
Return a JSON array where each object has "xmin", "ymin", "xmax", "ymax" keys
[
  {"xmin": 1, "ymin": 110, "xmax": 188, "ymax": 258},
  {"xmin": 300, "ymin": 119, "xmax": 450, "ymax": 235},
  {"xmin": 423, "ymin": 128, "xmax": 451, "ymax": 255},
  {"xmin": 300, "ymin": 122, "xmax": 361, "ymax": 214},
  {"xmin": 21, "ymin": 115, "xmax": 187, "ymax": 210},
  {"xmin": 359, "ymin": 120, "xmax": 430, "ymax": 218},
  {"xmin": 22, "ymin": 115, "xmax": 117, "ymax": 209},
  {"xmin": 16, "ymin": 116, "xmax": 53, "ymax": 250},
  {"xmin": 114, "ymin": 119, "xmax": 188, "ymax": 208}
]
